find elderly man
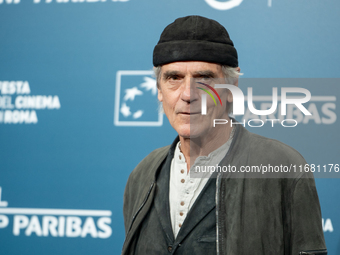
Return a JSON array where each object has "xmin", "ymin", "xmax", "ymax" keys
[{"xmin": 122, "ymin": 16, "xmax": 327, "ymax": 255}]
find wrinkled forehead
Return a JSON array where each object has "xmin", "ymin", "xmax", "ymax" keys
[{"xmin": 160, "ymin": 61, "xmax": 223, "ymax": 78}]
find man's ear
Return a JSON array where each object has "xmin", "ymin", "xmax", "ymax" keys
[
  {"xmin": 227, "ymin": 67, "xmax": 241, "ymax": 103},
  {"xmin": 155, "ymin": 66, "xmax": 163, "ymax": 102},
  {"xmin": 158, "ymin": 87, "xmax": 163, "ymax": 102},
  {"xmin": 234, "ymin": 67, "xmax": 241, "ymax": 88},
  {"xmin": 227, "ymin": 88, "xmax": 233, "ymax": 103}
]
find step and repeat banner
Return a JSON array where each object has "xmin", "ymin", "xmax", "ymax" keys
[{"xmin": 0, "ymin": 1, "xmax": 339, "ymax": 254}]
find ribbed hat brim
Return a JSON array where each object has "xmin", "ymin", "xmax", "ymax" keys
[{"xmin": 153, "ymin": 40, "xmax": 238, "ymax": 67}]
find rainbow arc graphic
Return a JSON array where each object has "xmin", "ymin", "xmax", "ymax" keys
[{"xmin": 196, "ymin": 82, "xmax": 222, "ymax": 115}]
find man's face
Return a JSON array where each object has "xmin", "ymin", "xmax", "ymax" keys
[{"xmin": 157, "ymin": 61, "xmax": 234, "ymax": 139}]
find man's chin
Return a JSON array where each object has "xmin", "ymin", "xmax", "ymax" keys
[{"xmin": 177, "ymin": 127, "xmax": 207, "ymax": 140}]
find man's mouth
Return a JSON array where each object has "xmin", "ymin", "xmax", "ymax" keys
[{"xmin": 179, "ymin": 112, "xmax": 200, "ymax": 115}]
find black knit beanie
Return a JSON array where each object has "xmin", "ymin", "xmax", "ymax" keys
[{"xmin": 153, "ymin": 15, "xmax": 238, "ymax": 67}]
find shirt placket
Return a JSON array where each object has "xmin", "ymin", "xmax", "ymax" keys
[
  {"xmin": 177, "ymin": 151, "xmax": 202, "ymax": 232},
  {"xmin": 176, "ymin": 150, "xmax": 188, "ymax": 233}
]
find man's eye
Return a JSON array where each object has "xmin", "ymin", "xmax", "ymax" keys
[
  {"xmin": 196, "ymin": 76, "xmax": 213, "ymax": 83},
  {"xmin": 170, "ymin": 76, "xmax": 181, "ymax": 80}
]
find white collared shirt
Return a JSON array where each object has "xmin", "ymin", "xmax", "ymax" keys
[{"xmin": 169, "ymin": 134, "xmax": 234, "ymax": 238}]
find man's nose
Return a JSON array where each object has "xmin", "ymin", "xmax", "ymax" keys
[{"xmin": 181, "ymin": 78, "xmax": 196, "ymax": 103}]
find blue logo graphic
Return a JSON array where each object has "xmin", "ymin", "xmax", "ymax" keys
[{"xmin": 114, "ymin": 70, "xmax": 163, "ymax": 126}]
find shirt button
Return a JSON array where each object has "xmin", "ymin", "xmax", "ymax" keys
[
  {"xmin": 179, "ymin": 155, "xmax": 182, "ymax": 160},
  {"xmin": 179, "ymin": 223, "xmax": 182, "ymax": 227},
  {"xmin": 168, "ymin": 246, "xmax": 173, "ymax": 252},
  {"xmin": 185, "ymin": 190, "xmax": 189, "ymax": 194},
  {"xmin": 180, "ymin": 201, "xmax": 185, "ymax": 206},
  {"xmin": 181, "ymin": 169, "xmax": 185, "ymax": 174},
  {"xmin": 180, "ymin": 212, "xmax": 183, "ymax": 216},
  {"xmin": 181, "ymin": 179, "xmax": 185, "ymax": 183}
]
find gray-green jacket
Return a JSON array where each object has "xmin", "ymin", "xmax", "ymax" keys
[{"xmin": 122, "ymin": 125, "xmax": 327, "ymax": 255}]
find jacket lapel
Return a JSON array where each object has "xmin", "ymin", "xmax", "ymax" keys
[
  {"xmin": 174, "ymin": 176, "xmax": 216, "ymax": 244},
  {"xmin": 154, "ymin": 136, "xmax": 217, "ymax": 245},
  {"xmin": 153, "ymin": 139, "xmax": 177, "ymax": 244}
]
